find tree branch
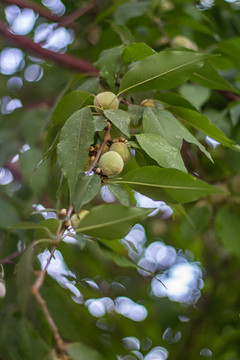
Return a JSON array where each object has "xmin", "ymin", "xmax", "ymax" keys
[
  {"xmin": 0, "ymin": 247, "xmax": 26, "ymax": 265},
  {"xmin": 58, "ymin": 0, "xmax": 100, "ymax": 28},
  {"xmin": 0, "ymin": 21, "xmax": 99, "ymax": 74}
]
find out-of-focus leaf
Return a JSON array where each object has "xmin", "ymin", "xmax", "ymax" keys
[
  {"xmin": 179, "ymin": 84, "xmax": 211, "ymax": 110},
  {"xmin": 109, "ymin": 20, "xmax": 135, "ymax": 43},
  {"xmin": 0, "ymin": 198, "xmax": 20, "ymax": 229},
  {"xmin": 119, "ymin": 51, "xmax": 210, "ymax": 93},
  {"xmin": 104, "ymin": 109, "xmax": 130, "ymax": 137},
  {"xmin": 57, "ymin": 107, "xmax": 94, "ymax": 200},
  {"xmin": 35, "ymin": 218, "xmax": 61, "ymax": 240},
  {"xmin": 76, "ymin": 204, "xmax": 151, "ymax": 240},
  {"xmin": 215, "ymin": 208, "xmax": 240, "ymax": 258},
  {"xmin": 67, "ymin": 342, "xmax": 103, "ymax": 360},
  {"xmin": 73, "ymin": 173, "xmax": 101, "ymax": 213},
  {"xmin": 113, "ymin": 1, "xmax": 149, "ymax": 25},
  {"xmin": 113, "ymin": 166, "xmax": 226, "ymax": 203},
  {"xmin": 181, "ymin": 205, "xmax": 211, "ymax": 240}
]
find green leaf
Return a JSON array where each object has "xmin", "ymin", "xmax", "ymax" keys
[
  {"xmin": 167, "ymin": 106, "xmax": 236, "ymax": 149},
  {"xmin": 113, "ymin": 1, "xmax": 149, "ymax": 25},
  {"xmin": 19, "ymin": 148, "xmax": 50, "ymax": 196},
  {"xmin": 136, "ymin": 133, "xmax": 187, "ymax": 172},
  {"xmin": 99, "ymin": 240, "xmax": 136, "ymax": 268},
  {"xmin": 191, "ymin": 62, "xmax": 240, "ymax": 94},
  {"xmin": 94, "ymin": 46, "xmax": 123, "ymax": 91},
  {"xmin": 143, "ymin": 107, "xmax": 212, "ymax": 161},
  {"xmin": 35, "ymin": 219, "xmax": 61, "ymax": 240},
  {"xmin": 128, "ymin": 104, "xmax": 144, "ymax": 127},
  {"xmin": 66, "ymin": 342, "xmax": 103, "ymax": 360},
  {"xmin": 10, "ymin": 221, "xmax": 56, "ymax": 239},
  {"xmin": 119, "ymin": 51, "xmax": 210, "ymax": 94},
  {"xmin": 179, "ymin": 84, "xmax": 211, "ymax": 110},
  {"xmin": 52, "ymin": 91, "xmax": 94, "ymax": 126},
  {"xmin": 73, "ymin": 173, "xmax": 101, "ymax": 214},
  {"xmin": 181, "ymin": 206, "xmax": 211, "ymax": 240},
  {"xmin": 123, "ymin": 42, "xmax": 156, "ymax": 62},
  {"xmin": 108, "ymin": 184, "xmax": 130, "ymax": 206},
  {"xmin": 94, "ymin": 116, "xmax": 108, "ymax": 131},
  {"xmin": 153, "ymin": 91, "xmax": 196, "ymax": 110},
  {"xmin": 215, "ymin": 208, "xmax": 240, "ymax": 258},
  {"xmin": 109, "ymin": 20, "xmax": 135, "ymax": 43},
  {"xmin": 0, "ymin": 199, "xmax": 20, "ymax": 229},
  {"xmin": 16, "ymin": 239, "xmax": 50, "ymax": 312},
  {"xmin": 76, "ymin": 204, "xmax": 151, "ymax": 240},
  {"xmin": 113, "ymin": 166, "xmax": 225, "ymax": 204},
  {"xmin": 57, "ymin": 107, "xmax": 95, "ymax": 200},
  {"xmin": 104, "ymin": 109, "xmax": 130, "ymax": 137}
]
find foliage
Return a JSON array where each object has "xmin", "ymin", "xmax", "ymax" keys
[{"xmin": 1, "ymin": 0, "xmax": 240, "ymax": 359}]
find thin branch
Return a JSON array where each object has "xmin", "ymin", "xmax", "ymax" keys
[
  {"xmin": 0, "ymin": 21, "xmax": 99, "ymax": 74},
  {"xmin": 219, "ymin": 90, "xmax": 240, "ymax": 102},
  {"xmin": 86, "ymin": 121, "xmax": 112, "ymax": 175},
  {"xmin": 0, "ymin": 247, "xmax": 27, "ymax": 265},
  {"xmin": 59, "ymin": 0, "xmax": 100, "ymax": 28}
]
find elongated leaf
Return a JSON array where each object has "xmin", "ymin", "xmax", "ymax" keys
[
  {"xmin": 57, "ymin": 107, "xmax": 94, "ymax": 199},
  {"xmin": 112, "ymin": 166, "xmax": 225, "ymax": 204},
  {"xmin": 167, "ymin": 106, "xmax": 237, "ymax": 149},
  {"xmin": 136, "ymin": 133, "xmax": 187, "ymax": 172},
  {"xmin": 143, "ymin": 107, "xmax": 212, "ymax": 161},
  {"xmin": 108, "ymin": 184, "xmax": 130, "ymax": 206},
  {"xmin": 76, "ymin": 204, "xmax": 151, "ymax": 240},
  {"xmin": 123, "ymin": 42, "xmax": 156, "ymax": 62},
  {"xmin": 52, "ymin": 91, "xmax": 94, "ymax": 126},
  {"xmin": 104, "ymin": 109, "xmax": 130, "ymax": 137},
  {"xmin": 67, "ymin": 342, "xmax": 103, "ymax": 360},
  {"xmin": 119, "ymin": 51, "xmax": 210, "ymax": 94},
  {"xmin": 35, "ymin": 219, "xmax": 61, "ymax": 240},
  {"xmin": 191, "ymin": 62, "xmax": 240, "ymax": 94},
  {"xmin": 215, "ymin": 209, "xmax": 240, "ymax": 258},
  {"xmin": 73, "ymin": 173, "xmax": 101, "ymax": 213},
  {"xmin": 10, "ymin": 221, "xmax": 56, "ymax": 239},
  {"xmin": 153, "ymin": 91, "xmax": 196, "ymax": 110}
]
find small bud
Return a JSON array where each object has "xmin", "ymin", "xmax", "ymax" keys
[
  {"xmin": 60, "ymin": 208, "xmax": 67, "ymax": 216},
  {"xmin": 91, "ymin": 156, "xmax": 95, "ymax": 162},
  {"xmin": 95, "ymin": 167, "xmax": 101, "ymax": 174},
  {"xmin": 95, "ymin": 144, "xmax": 100, "ymax": 149},
  {"xmin": 65, "ymin": 220, "xmax": 71, "ymax": 228},
  {"xmin": 141, "ymin": 99, "xmax": 155, "ymax": 107},
  {"xmin": 89, "ymin": 146, "xmax": 95, "ymax": 152}
]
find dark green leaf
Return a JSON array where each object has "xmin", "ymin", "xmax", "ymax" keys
[
  {"xmin": 52, "ymin": 91, "xmax": 94, "ymax": 126},
  {"xmin": 76, "ymin": 204, "xmax": 151, "ymax": 240},
  {"xmin": 67, "ymin": 342, "xmax": 103, "ymax": 360},
  {"xmin": 113, "ymin": 166, "xmax": 226, "ymax": 203},
  {"xmin": 119, "ymin": 51, "xmax": 210, "ymax": 94},
  {"xmin": 0, "ymin": 199, "xmax": 20, "ymax": 229},
  {"xmin": 57, "ymin": 107, "xmax": 95, "ymax": 200},
  {"xmin": 94, "ymin": 116, "xmax": 108, "ymax": 131},
  {"xmin": 108, "ymin": 184, "xmax": 130, "ymax": 206},
  {"xmin": 123, "ymin": 43, "xmax": 156, "ymax": 62},
  {"xmin": 113, "ymin": 1, "xmax": 149, "ymax": 25},
  {"xmin": 136, "ymin": 133, "xmax": 187, "ymax": 172},
  {"xmin": 73, "ymin": 173, "xmax": 101, "ymax": 213},
  {"xmin": 104, "ymin": 109, "xmax": 130, "ymax": 137}
]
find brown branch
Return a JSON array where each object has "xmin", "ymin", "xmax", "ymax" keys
[
  {"xmin": 219, "ymin": 90, "xmax": 240, "ymax": 102},
  {"xmin": 86, "ymin": 121, "xmax": 112, "ymax": 175},
  {"xmin": 0, "ymin": 247, "xmax": 26, "ymax": 265},
  {"xmin": 59, "ymin": 0, "xmax": 100, "ymax": 28},
  {"xmin": 0, "ymin": 21, "xmax": 99, "ymax": 74}
]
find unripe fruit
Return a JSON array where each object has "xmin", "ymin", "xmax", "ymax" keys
[
  {"xmin": 100, "ymin": 143, "xmax": 109, "ymax": 157},
  {"xmin": 141, "ymin": 99, "xmax": 155, "ymax": 107},
  {"xmin": 94, "ymin": 92, "xmax": 119, "ymax": 113},
  {"xmin": 99, "ymin": 151, "xmax": 124, "ymax": 177},
  {"xmin": 109, "ymin": 142, "xmax": 130, "ymax": 164},
  {"xmin": 71, "ymin": 209, "xmax": 90, "ymax": 228},
  {"xmin": 0, "ymin": 280, "xmax": 6, "ymax": 298},
  {"xmin": 172, "ymin": 36, "xmax": 198, "ymax": 51}
]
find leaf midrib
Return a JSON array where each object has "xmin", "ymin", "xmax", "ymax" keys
[
  {"xmin": 112, "ymin": 180, "xmax": 214, "ymax": 191},
  {"xmin": 119, "ymin": 55, "xmax": 207, "ymax": 94}
]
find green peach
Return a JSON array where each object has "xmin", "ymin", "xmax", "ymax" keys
[
  {"xmin": 109, "ymin": 142, "xmax": 130, "ymax": 164},
  {"xmin": 99, "ymin": 151, "xmax": 124, "ymax": 177},
  {"xmin": 94, "ymin": 91, "xmax": 119, "ymax": 113}
]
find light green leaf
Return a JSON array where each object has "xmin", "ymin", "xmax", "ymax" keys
[
  {"xmin": 143, "ymin": 107, "xmax": 212, "ymax": 161},
  {"xmin": 119, "ymin": 51, "xmax": 210, "ymax": 94},
  {"xmin": 57, "ymin": 107, "xmax": 94, "ymax": 200},
  {"xmin": 76, "ymin": 204, "xmax": 151, "ymax": 240},
  {"xmin": 67, "ymin": 342, "xmax": 103, "ymax": 360},
  {"xmin": 94, "ymin": 116, "xmax": 108, "ymax": 131},
  {"xmin": 52, "ymin": 91, "xmax": 94, "ymax": 126},
  {"xmin": 10, "ymin": 221, "xmax": 56, "ymax": 239},
  {"xmin": 108, "ymin": 184, "xmax": 130, "ymax": 206},
  {"xmin": 0, "ymin": 199, "xmax": 20, "ymax": 229},
  {"xmin": 136, "ymin": 133, "xmax": 187, "ymax": 172},
  {"xmin": 114, "ymin": 1, "xmax": 149, "ymax": 25},
  {"xmin": 109, "ymin": 20, "xmax": 135, "ymax": 43},
  {"xmin": 73, "ymin": 173, "xmax": 101, "ymax": 213},
  {"xmin": 215, "ymin": 208, "xmax": 240, "ymax": 258},
  {"xmin": 123, "ymin": 42, "xmax": 156, "ymax": 62},
  {"xmin": 104, "ymin": 109, "xmax": 130, "ymax": 137},
  {"xmin": 35, "ymin": 219, "xmax": 61, "ymax": 240},
  {"xmin": 191, "ymin": 62, "xmax": 240, "ymax": 94},
  {"xmin": 128, "ymin": 104, "xmax": 144, "ymax": 127},
  {"xmin": 112, "ymin": 166, "xmax": 225, "ymax": 204},
  {"xmin": 179, "ymin": 84, "xmax": 211, "ymax": 110},
  {"xmin": 167, "ymin": 106, "xmax": 237, "ymax": 149}
]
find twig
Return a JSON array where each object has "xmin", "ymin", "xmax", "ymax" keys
[
  {"xmin": 59, "ymin": 0, "xmax": 100, "ymax": 28},
  {"xmin": 219, "ymin": 90, "xmax": 240, "ymax": 102},
  {"xmin": 86, "ymin": 121, "xmax": 111, "ymax": 175},
  {"xmin": 0, "ymin": 21, "xmax": 99, "ymax": 74},
  {"xmin": 0, "ymin": 247, "xmax": 26, "ymax": 265}
]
